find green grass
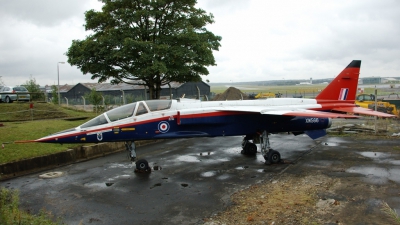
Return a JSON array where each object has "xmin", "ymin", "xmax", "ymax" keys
[
  {"xmin": 0, "ymin": 103, "xmax": 98, "ymax": 164},
  {"xmin": 0, "ymin": 120, "xmax": 90, "ymax": 164},
  {"xmin": 0, "ymin": 102, "xmax": 97, "ymax": 122},
  {"xmin": 0, "ymin": 188, "xmax": 61, "ymax": 225}
]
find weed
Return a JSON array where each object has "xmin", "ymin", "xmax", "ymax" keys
[
  {"xmin": 0, "ymin": 188, "xmax": 62, "ymax": 225},
  {"xmin": 381, "ymin": 201, "xmax": 400, "ymax": 224}
]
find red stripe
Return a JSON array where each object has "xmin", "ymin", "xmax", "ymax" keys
[{"xmin": 38, "ymin": 111, "xmax": 250, "ymax": 141}]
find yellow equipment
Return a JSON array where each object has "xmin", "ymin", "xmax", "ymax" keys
[
  {"xmin": 254, "ymin": 92, "xmax": 276, "ymax": 99},
  {"xmin": 355, "ymin": 94, "xmax": 398, "ymax": 116}
]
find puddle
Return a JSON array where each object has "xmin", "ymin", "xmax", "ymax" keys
[
  {"xmin": 235, "ymin": 166, "xmax": 249, "ymax": 170},
  {"xmin": 324, "ymin": 137, "xmax": 349, "ymax": 143},
  {"xmin": 216, "ymin": 174, "xmax": 231, "ymax": 180},
  {"xmin": 107, "ymin": 174, "xmax": 131, "ymax": 181},
  {"xmin": 108, "ymin": 163, "xmax": 133, "ymax": 169},
  {"xmin": 321, "ymin": 142, "xmax": 339, "ymax": 147},
  {"xmin": 176, "ymin": 155, "xmax": 200, "ymax": 162},
  {"xmin": 199, "ymin": 152, "xmax": 214, "ymax": 156},
  {"xmin": 306, "ymin": 160, "xmax": 334, "ymax": 168},
  {"xmin": 223, "ymin": 147, "xmax": 242, "ymax": 155},
  {"xmin": 347, "ymin": 166, "xmax": 400, "ymax": 184},
  {"xmin": 389, "ymin": 160, "xmax": 400, "ymax": 166},
  {"xmin": 85, "ymin": 183, "xmax": 110, "ymax": 189},
  {"xmin": 201, "ymin": 171, "xmax": 217, "ymax": 177},
  {"xmin": 358, "ymin": 152, "xmax": 390, "ymax": 159}
]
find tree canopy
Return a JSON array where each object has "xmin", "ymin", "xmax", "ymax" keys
[{"xmin": 66, "ymin": 0, "xmax": 221, "ymax": 99}]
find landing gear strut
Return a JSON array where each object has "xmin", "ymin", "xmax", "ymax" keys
[
  {"xmin": 259, "ymin": 131, "xmax": 281, "ymax": 164},
  {"xmin": 125, "ymin": 141, "xmax": 151, "ymax": 171},
  {"xmin": 242, "ymin": 131, "xmax": 281, "ymax": 164}
]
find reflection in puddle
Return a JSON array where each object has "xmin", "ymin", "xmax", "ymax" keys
[
  {"xmin": 347, "ymin": 167, "xmax": 389, "ymax": 177},
  {"xmin": 199, "ymin": 152, "xmax": 214, "ymax": 156},
  {"xmin": 321, "ymin": 142, "xmax": 339, "ymax": 147},
  {"xmin": 216, "ymin": 174, "xmax": 230, "ymax": 180},
  {"xmin": 108, "ymin": 163, "xmax": 133, "ymax": 169},
  {"xmin": 306, "ymin": 160, "xmax": 334, "ymax": 168},
  {"xmin": 85, "ymin": 183, "xmax": 108, "ymax": 189},
  {"xmin": 176, "ymin": 155, "xmax": 200, "ymax": 162},
  {"xmin": 223, "ymin": 147, "xmax": 242, "ymax": 155},
  {"xmin": 347, "ymin": 166, "xmax": 400, "ymax": 184},
  {"xmin": 359, "ymin": 152, "xmax": 390, "ymax": 159},
  {"xmin": 324, "ymin": 137, "xmax": 349, "ymax": 143},
  {"xmin": 389, "ymin": 160, "xmax": 400, "ymax": 166},
  {"xmin": 201, "ymin": 171, "xmax": 217, "ymax": 177},
  {"xmin": 235, "ymin": 166, "xmax": 249, "ymax": 170}
]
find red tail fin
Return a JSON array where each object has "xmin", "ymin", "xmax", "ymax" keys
[{"xmin": 316, "ymin": 60, "xmax": 361, "ymax": 101}]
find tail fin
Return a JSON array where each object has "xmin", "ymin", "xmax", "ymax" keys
[{"xmin": 316, "ymin": 60, "xmax": 361, "ymax": 101}]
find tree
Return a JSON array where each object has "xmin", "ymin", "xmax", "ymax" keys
[
  {"xmin": 24, "ymin": 75, "xmax": 42, "ymax": 101},
  {"xmin": 51, "ymin": 85, "xmax": 58, "ymax": 104},
  {"xmin": 85, "ymin": 88, "xmax": 103, "ymax": 113},
  {"xmin": 66, "ymin": 0, "xmax": 221, "ymax": 99}
]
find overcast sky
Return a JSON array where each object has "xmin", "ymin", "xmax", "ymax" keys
[{"xmin": 1, "ymin": 0, "xmax": 400, "ymax": 86}]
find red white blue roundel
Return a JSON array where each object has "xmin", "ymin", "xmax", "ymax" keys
[
  {"xmin": 97, "ymin": 132, "xmax": 103, "ymax": 141},
  {"xmin": 158, "ymin": 121, "xmax": 170, "ymax": 133}
]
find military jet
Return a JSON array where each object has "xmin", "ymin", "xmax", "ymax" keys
[{"xmin": 22, "ymin": 60, "xmax": 395, "ymax": 170}]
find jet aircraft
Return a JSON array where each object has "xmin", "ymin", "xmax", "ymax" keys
[{"xmin": 20, "ymin": 60, "xmax": 395, "ymax": 170}]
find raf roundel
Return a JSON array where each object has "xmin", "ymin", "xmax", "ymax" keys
[
  {"xmin": 158, "ymin": 121, "xmax": 170, "ymax": 133},
  {"xmin": 97, "ymin": 132, "xmax": 103, "ymax": 141}
]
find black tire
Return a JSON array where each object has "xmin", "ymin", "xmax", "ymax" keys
[
  {"xmin": 268, "ymin": 150, "xmax": 281, "ymax": 164},
  {"xmin": 136, "ymin": 159, "xmax": 149, "ymax": 170},
  {"xmin": 5, "ymin": 96, "xmax": 12, "ymax": 103},
  {"xmin": 242, "ymin": 143, "xmax": 257, "ymax": 155},
  {"xmin": 247, "ymin": 143, "xmax": 257, "ymax": 155}
]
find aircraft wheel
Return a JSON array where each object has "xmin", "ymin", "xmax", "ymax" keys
[
  {"xmin": 136, "ymin": 159, "xmax": 150, "ymax": 170},
  {"xmin": 241, "ymin": 143, "xmax": 257, "ymax": 155},
  {"xmin": 268, "ymin": 150, "xmax": 281, "ymax": 164},
  {"xmin": 247, "ymin": 143, "xmax": 257, "ymax": 155}
]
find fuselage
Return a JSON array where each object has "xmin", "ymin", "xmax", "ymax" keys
[{"xmin": 35, "ymin": 98, "xmax": 334, "ymax": 144}]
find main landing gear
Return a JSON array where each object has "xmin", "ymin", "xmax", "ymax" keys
[
  {"xmin": 241, "ymin": 131, "xmax": 281, "ymax": 164},
  {"xmin": 125, "ymin": 141, "xmax": 151, "ymax": 172}
]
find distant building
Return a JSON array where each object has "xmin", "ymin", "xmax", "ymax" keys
[
  {"xmin": 382, "ymin": 78, "xmax": 398, "ymax": 83},
  {"xmin": 48, "ymin": 81, "xmax": 210, "ymax": 104},
  {"xmin": 297, "ymin": 78, "xmax": 313, "ymax": 85},
  {"xmin": 360, "ymin": 77, "xmax": 381, "ymax": 84}
]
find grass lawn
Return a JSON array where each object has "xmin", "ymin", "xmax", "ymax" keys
[
  {"xmin": 0, "ymin": 102, "xmax": 98, "ymax": 164},
  {"xmin": 0, "ymin": 120, "xmax": 90, "ymax": 164},
  {"xmin": 0, "ymin": 101, "xmax": 97, "ymax": 122}
]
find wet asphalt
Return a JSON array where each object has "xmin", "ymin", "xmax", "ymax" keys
[
  {"xmin": 0, "ymin": 134, "xmax": 315, "ymax": 224},
  {"xmin": 2, "ymin": 133, "xmax": 400, "ymax": 224}
]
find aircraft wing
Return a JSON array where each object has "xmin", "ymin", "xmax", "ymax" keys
[
  {"xmin": 216, "ymin": 107, "xmax": 358, "ymax": 118},
  {"xmin": 332, "ymin": 107, "xmax": 397, "ymax": 118},
  {"xmin": 260, "ymin": 109, "xmax": 359, "ymax": 118}
]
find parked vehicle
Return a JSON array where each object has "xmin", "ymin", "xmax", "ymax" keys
[{"xmin": 0, "ymin": 86, "xmax": 31, "ymax": 103}]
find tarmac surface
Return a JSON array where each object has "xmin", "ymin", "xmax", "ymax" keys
[{"xmin": 2, "ymin": 132, "xmax": 400, "ymax": 224}]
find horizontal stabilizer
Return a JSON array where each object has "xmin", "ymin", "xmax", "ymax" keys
[
  {"xmin": 332, "ymin": 107, "xmax": 396, "ymax": 118},
  {"xmin": 304, "ymin": 129, "xmax": 327, "ymax": 139}
]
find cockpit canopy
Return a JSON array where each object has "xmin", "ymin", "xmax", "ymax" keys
[{"xmin": 80, "ymin": 100, "xmax": 172, "ymax": 129}]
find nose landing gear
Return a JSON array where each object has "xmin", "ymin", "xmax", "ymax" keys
[{"xmin": 125, "ymin": 141, "xmax": 151, "ymax": 172}]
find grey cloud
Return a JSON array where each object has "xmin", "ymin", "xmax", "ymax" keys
[{"xmin": 0, "ymin": 0, "xmax": 95, "ymax": 26}]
